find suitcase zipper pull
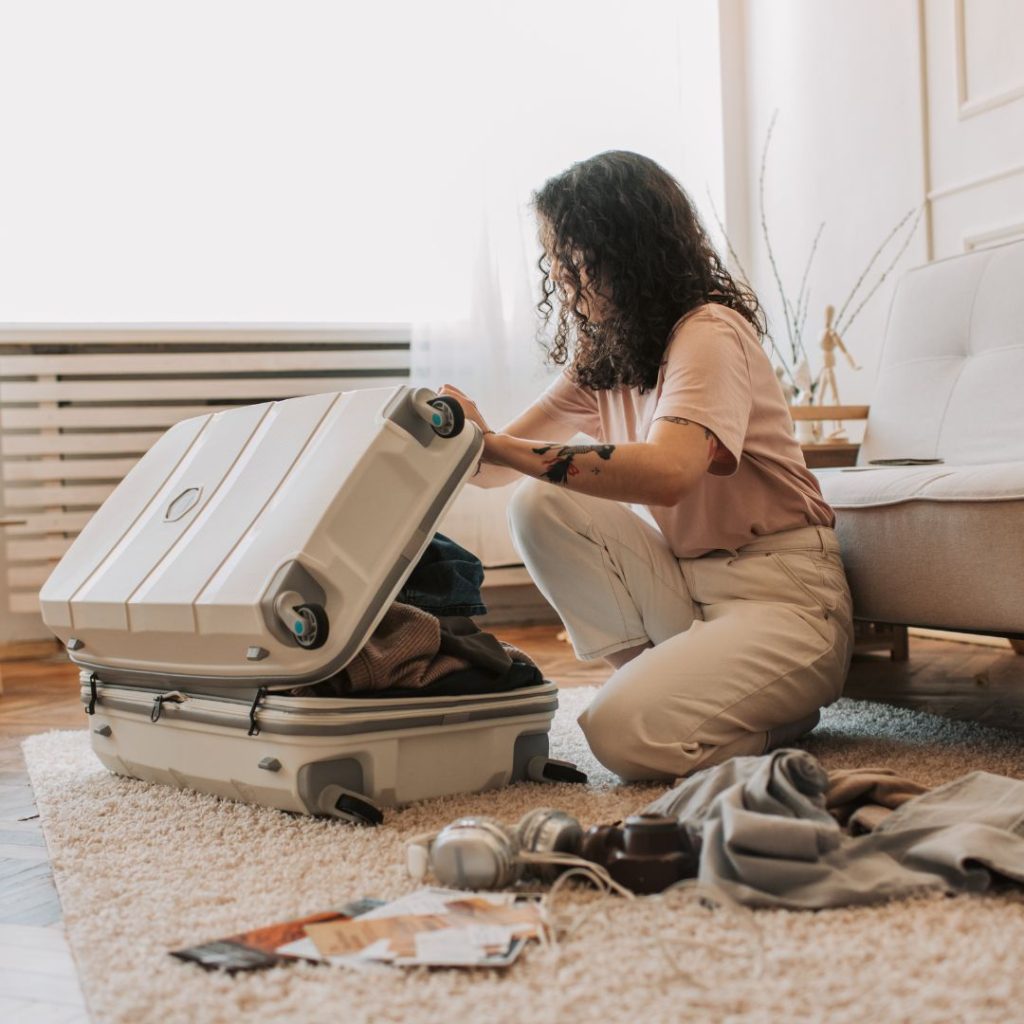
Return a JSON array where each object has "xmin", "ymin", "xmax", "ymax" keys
[
  {"xmin": 150, "ymin": 691, "xmax": 187, "ymax": 723},
  {"xmin": 248, "ymin": 687, "xmax": 268, "ymax": 737}
]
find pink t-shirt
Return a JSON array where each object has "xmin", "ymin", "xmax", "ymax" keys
[{"xmin": 534, "ymin": 303, "xmax": 835, "ymax": 558}]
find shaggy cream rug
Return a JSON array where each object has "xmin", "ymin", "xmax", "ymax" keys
[{"xmin": 23, "ymin": 689, "xmax": 1024, "ymax": 1024}]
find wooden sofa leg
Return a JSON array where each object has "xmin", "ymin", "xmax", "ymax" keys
[
  {"xmin": 890, "ymin": 625, "xmax": 909, "ymax": 662},
  {"xmin": 1010, "ymin": 639, "xmax": 1024, "ymax": 656}
]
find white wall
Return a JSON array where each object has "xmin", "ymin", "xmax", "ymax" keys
[{"xmin": 726, "ymin": 0, "xmax": 929, "ymax": 418}]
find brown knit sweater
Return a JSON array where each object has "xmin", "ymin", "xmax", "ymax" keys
[
  {"xmin": 296, "ymin": 602, "xmax": 535, "ymax": 695},
  {"xmin": 343, "ymin": 602, "xmax": 468, "ymax": 692}
]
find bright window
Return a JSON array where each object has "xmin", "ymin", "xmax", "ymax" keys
[{"xmin": 0, "ymin": 0, "xmax": 722, "ymax": 323}]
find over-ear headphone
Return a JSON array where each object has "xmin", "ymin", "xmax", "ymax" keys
[
  {"xmin": 406, "ymin": 808, "xmax": 583, "ymax": 889},
  {"xmin": 406, "ymin": 809, "xmax": 700, "ymax": 894}
]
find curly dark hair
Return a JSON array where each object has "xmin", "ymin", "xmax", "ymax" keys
[{"xmin": 533, "ymin": 150, "xmax": 765, "ymax": 392}]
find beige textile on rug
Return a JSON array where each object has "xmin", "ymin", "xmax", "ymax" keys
[{"xmin": 23, "ymin": 690, "xmax": 1024, "ymax": 1024}]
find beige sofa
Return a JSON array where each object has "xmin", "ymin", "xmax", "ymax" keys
[{"xmin": 815, "ymin": 239, "xmax": 1024, "ymax": 646}]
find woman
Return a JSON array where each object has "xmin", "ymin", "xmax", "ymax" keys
[{"xmin": 439, "ymin": 151, "xmax": 853, "ymax": 782}]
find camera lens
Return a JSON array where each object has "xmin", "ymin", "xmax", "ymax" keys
[{"xmin": 622, "ymin": 814, "xmax": 681, "ymax": 856}]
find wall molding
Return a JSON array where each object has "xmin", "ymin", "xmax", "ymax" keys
[
  {"xmin": 963, "ymin": 221, "xmax": 1024, "ymax": 252},
  {"xmin": 916, "ymin": 0, "xmax": 935, "ymax": 260},
  {"xmin": 927, "ymin": 160, "xmax": 1024, "ymax": 202},
  {"xmin": 954, "ymin": 0, "xmax": 1024, "ymax": 120}
]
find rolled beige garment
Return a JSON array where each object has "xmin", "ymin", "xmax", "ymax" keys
[{"xmin": 826, "ymin": 766, "xmax": 930, "ymax": 828}]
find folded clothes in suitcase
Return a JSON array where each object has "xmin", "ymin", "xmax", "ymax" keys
[{"xmin": 39, "ymin": 385, "xmax": 585, "ymax": 825}]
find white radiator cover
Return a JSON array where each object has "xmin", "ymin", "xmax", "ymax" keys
[{"xmin": 0, "ymin": 325, "xmax": 413, "ymax": 636}]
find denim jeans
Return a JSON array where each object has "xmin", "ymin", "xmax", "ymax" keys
[{"xmin": 398, "ymin": 532, "xmax": 486, "ymax": 618}]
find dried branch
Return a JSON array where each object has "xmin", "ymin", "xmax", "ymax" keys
[
  {"xmin": 707, "ymin": 188, "xmax": 800, "ymax": 390},
  {"xmin": 721, "ymin": 113, "xmax": 922, "ymax": 402},
  {"xmin": 799, "ymin": 288, "xmax": 813, "ymax": 344},
  {"xmin": 833, "ymin": 206, "xmax": 918, "ymax": 330},
  {"xmin": 711, "ymin": 119, "xmax": 893, "ymax": 399},
  {"xmin": 795, "ymin": 221, "xmax": 825, "ymax": 336},
  {"xmin": 836, "ymin": 206, "xmax": 923, "ymax": 335},
  {"xmin": 706, "ymin": 190, "xmax": 754, "ymax": 289},
  {"xmin": 758, "ymin": 111, "xmax": 799, "ymax": 365}
]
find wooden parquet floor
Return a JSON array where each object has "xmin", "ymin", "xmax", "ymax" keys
[
  {"xmin": 0, "ymin": 656, "xmax": 90, "ymax": 1020},
  {"xmin": 0, "ymin": 658, "xmax": 83, "ymax": 932},
  {"xmin": 0, "ymin": 628, "xmax": 1022, "ymax": 1020}
]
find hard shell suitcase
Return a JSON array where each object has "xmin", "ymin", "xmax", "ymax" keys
[{"xmin": 40, "ymin": 385, "xmax": 583, "ymax": 824}]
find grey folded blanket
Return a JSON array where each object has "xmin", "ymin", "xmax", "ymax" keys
[{"xmin": 645, "ymin": 749, "xmax": 1024, "ymax": 909}]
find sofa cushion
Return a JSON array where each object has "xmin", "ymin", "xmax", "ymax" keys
[
  {"xmin": 816, "ymin": 466, "xmax": 1024, "ymax": 634},
  {"xmin": 859, "ymin": 241, "xmax": 1024, "ymax": 467},
  {"xmin": 818, "ymin": 461, "xmax": 1024, "ymax": 508}
]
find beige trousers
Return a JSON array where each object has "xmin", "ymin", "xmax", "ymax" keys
[{"xmin": 508, "ymin": 480, "xmax": 855, "ymax": 781}]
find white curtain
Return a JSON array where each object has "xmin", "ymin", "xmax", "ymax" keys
[
  {"xmin": 410, "ymin": 0, "xmax": 722, "ymax": 565},
  {"xmin": 412, "ymin": 199, "xmax": 545, "ymax": 565}
]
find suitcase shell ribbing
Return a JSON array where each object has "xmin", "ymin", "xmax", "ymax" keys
[
  {"xmin": 41, "ymin": 386, "xmax": 582, "ymax": 822},
  {"xmin": 41, "ymin": 386, "xmax": 481, "ymax": 690}
]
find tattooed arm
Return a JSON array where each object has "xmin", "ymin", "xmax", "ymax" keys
[
  {"xmin": 437, "ymin": 383, "xmax": 578, "ymax": 488},
  {"xmin": 484, "ymin": 415, "xmax": 723, "ymax": 506}
]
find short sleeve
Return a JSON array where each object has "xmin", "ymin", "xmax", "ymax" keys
[
  {"xmin": 533, "ymin": 370, "xmax": 601, "ymax": 438},
  {"xmin": 652, "ymin": 312, "xmax": 752, "ymax": 476}
]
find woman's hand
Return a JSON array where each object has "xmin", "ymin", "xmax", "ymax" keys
[
  {"xmin": 437, "ymin": 384, "xmax": 492, "ymax": 435},
  {"xmin": 445, "ymin": 386, "xmax": 577, "ymax": 490}
]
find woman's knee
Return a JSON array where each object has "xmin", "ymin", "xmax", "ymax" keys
[
  {"xmin": 578, "ymin": 686, "xmax": 675, "ymax": 782},
  {"xmin": 507, "ymin": 479, "xmax": 573, "ymax": 551},
  {"xmin": 581, "ymin": 692, "xmax": 768, "ymax": 781}
]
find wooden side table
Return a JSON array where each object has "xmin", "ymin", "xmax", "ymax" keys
[
  {"xmin": 788, "ymin": 403, "xmax": 869, "ymax": 471},
  {"xmin": 789, "ymin": 404, "xmax": 869, "ymax": 461},
  {"xmin": 800, "ymin": 442, "xmax": 860, "ymax": 469}
]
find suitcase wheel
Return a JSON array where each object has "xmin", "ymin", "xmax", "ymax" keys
[
  {"xmin": 426, "ymin": 396, "xmax": 465, "ymax": 438},
  {"xmin": 292, "ymin": 603, "xmax": 329, "ymax": 650},
  {"xmin": 333, "ymin": 793, "xmax": 385, "ymax": 827},
  {"xmin": 527, "ymin": 756, "xmax": 589, "ymax": 786}
]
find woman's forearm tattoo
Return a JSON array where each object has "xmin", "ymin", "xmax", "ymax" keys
[{"xmin": 531, "ymin": 443, "xmax": 615, "ymax": 485}]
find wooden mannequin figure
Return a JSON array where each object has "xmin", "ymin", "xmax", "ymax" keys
[{"xmin": 814, "ymin": 304, "xmax": 861, "ymax": 439}]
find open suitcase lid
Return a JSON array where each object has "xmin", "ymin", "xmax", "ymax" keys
[{"xmin": 40, "ymin": 386, "xmax": 483, "ymax": 692}]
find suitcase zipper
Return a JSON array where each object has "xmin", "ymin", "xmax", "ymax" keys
[{"xmin": 85, "ymin": 682, "xmax": 557, "ymax": 732}]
